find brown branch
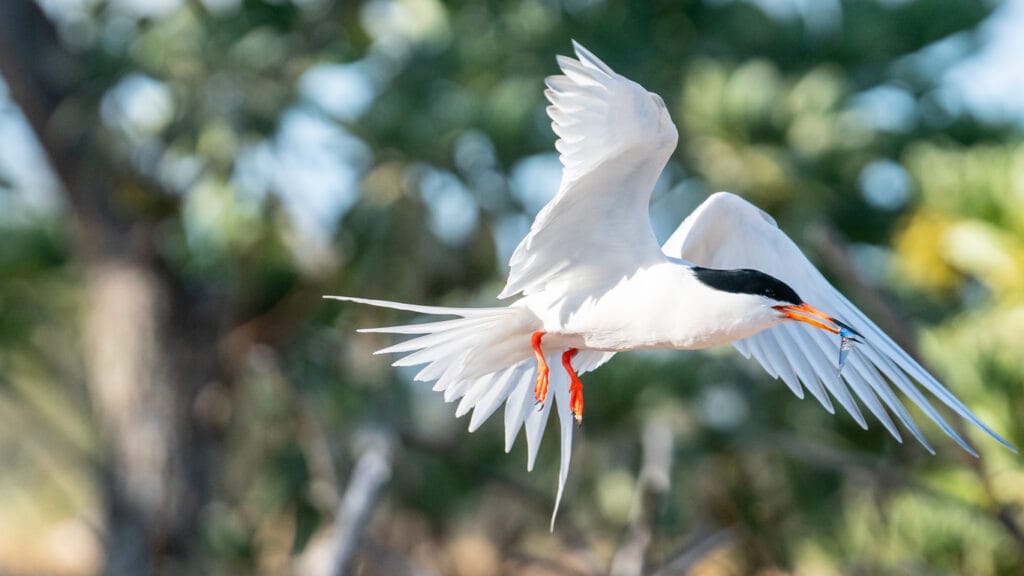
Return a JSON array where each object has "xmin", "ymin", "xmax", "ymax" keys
[
  {"xmin": 0, "ymin": 2, "xmax": 67, "ymax": 160},
  {"xmin": 326, "ymin": 431, "xmax": 394, "ymax": 576},
  {"xmin": 647, "ymin": 526, "xmax": 736, "ymax": 576},
  {"xmin": 609, "ymin": 417, "xmax": 674, "ymax": 576},
  {"xmin": 0, "ymin": 1, "xmax": 123, "ymax": 253}
]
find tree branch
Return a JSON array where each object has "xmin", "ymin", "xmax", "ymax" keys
[
  {"xmin": 326, "ymin": 431, "xmax": 394, "ymax": 576},
  {"xmin": 0, "ymin": 1, "xmax": 116, "ymax": 249},
  {"xmin": 609, "ymin": 417, "xmax": 674, "ymax": 576},
  {"xmin": 647, "ymin": 526, "xmax": 735, "ymax": 576}
]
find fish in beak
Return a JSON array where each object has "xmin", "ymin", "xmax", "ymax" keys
[{"xmin": 773, "ymin": 303, "xmax": 864, "ymax": 372}]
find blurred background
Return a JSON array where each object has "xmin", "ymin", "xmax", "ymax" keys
[{"xmin": 1, "ymin": 0, "xmax": 1023, "ymax": 574}]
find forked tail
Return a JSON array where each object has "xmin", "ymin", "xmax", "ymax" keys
[{"xmin": 325, "ymin": 295, "xmax": 612, "ymax": 529}]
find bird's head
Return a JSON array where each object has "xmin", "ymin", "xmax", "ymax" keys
[{"xmin": 691, "ymin": 267, "xmax": 857, "ymax": 336}]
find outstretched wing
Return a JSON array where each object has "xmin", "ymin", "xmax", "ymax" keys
[
  {"xmin": 499, "ymin": 41, "xmax": 678, "ymax": 300},
  {"xmin": 662, "ymin": 192, "xmax": 1015, "ymax": 455}
]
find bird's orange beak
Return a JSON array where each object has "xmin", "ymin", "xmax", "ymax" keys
[{"xmin": 772, "ymin": 303, "xmax": 841, "ymax": 334}]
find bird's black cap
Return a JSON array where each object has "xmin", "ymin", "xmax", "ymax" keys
[{"xmin": 692, "ymin": 267, "xmax": 802, "ymax": 305}]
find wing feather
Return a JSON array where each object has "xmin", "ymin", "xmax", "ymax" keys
[
  {"xmin": 757, "ymin": 331, "xmax": 803, "ymax": 399},
  {"xmin": 776, "ymin": 324, "xmax": 834, "ymax": 413},
  {"xmin": 841, "ymin": 357, "xmax": 901, "ymax": 440},
  {"xmin": 499, "ymin": 41, "xmax": 678, "ymax": 300},
  {"xmin": 664, "ymin": 192, "xmax": 1015, "ymax": 454},
  {"xmin": 794, "ymin": 326, "xmax": 868, "ymax": 429}
]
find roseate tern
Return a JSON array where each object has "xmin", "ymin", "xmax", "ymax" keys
[{"xmin": 328, "ymin": 41, "xmax": 1015, "ymax": 527}]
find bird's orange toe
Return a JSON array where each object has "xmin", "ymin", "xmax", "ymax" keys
[
  {"xmin": 562, "ymin": 348, "xmax": 583, "ymax": 424},
  {"xmin": 532, "ymin": 331, "xmax": 549, "ymax": 405}
]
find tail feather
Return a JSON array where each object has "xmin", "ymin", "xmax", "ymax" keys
[
  {"xmin": 375, "ymin": 317, "xmax": 502, "ymax": 355},
  {"xmin": 550, "ymin": 373, "xmax": 575, "ymax": 531},
  {"xmin": 504, "ymin": 368, "xmax": 536, "ymax": 453},
  {"xmin": 459, "ymin": 365, "xmax": 515, "ymax": 421},
  {"xmin": 327, "ymin": 294, "xmax": 616, "ymax": 530},
  {"xmin": 525, "ymin": 375, "xmax": 555, "ymax": 472},
  {"xmin": 326, "ymin": 295, "xmax": 497, "ymax": 317},
  {"xmin": 421, "ymin": 354, "xmax": 467, "ymax": 384},
  {"xmin": 446, "ymin": 372, "xmax": 481, "ymax": 405},
  {"xmin": 468, "ymin": 367, "xmax": 522, "ymax": 432},
  {"xmin": 455, "ymin": 376, "xmax": 487, "ymax": 417},
  {"xmin": 431, "ymin": 356, "xmax": 468, "ymax": 391},
  {"xmin": 358, "ymin": 317, "xmax": 477, "ymax": 334}
]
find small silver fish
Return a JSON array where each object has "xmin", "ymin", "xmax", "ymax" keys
[{"xmin": 835, "ymin": 321, "xmax": 864, "ymax": 374}]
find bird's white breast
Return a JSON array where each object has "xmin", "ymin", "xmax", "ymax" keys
[{"xmin": 519, "ymin": 261, "xmax": 781, "ymax": 352}]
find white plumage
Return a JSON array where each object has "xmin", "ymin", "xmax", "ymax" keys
[
  {"xmin": 328, "ymin": 41, "xmax": 1015, "ymax": 529},
  {"xmin": 498, "ymin": 42, "xmax": 676, "ymax": 303}
]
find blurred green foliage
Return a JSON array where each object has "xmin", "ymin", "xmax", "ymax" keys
[{"xmin": 1, "ymin": 0, "xmax": 1022, "ymax": 574}]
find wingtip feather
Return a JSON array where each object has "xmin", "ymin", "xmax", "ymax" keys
[{"xmin": 570, "ymin": 40, "xmax": 615, "ymax": 77}]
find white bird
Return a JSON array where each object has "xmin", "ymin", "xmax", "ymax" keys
[{"xmin": 328, "ymin": 41, "xmax": 1015, "ymax": 528}]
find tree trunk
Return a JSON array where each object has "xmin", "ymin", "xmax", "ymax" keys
[
  {"xmin": 85, "ymin": 259, "xmax": 218, "ymax": 574},
  {"xmin": 0, "ymin": 2, "xmax": 219, "ymax": 573}
]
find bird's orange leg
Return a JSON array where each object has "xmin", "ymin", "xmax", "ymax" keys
[
  {"xmin": 561, "ymin": 348, "xmax": 584, "ymax": 424},
  {"xmin": 531, "ymin": 331, "xmax": 549, "ymax": 405}
]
